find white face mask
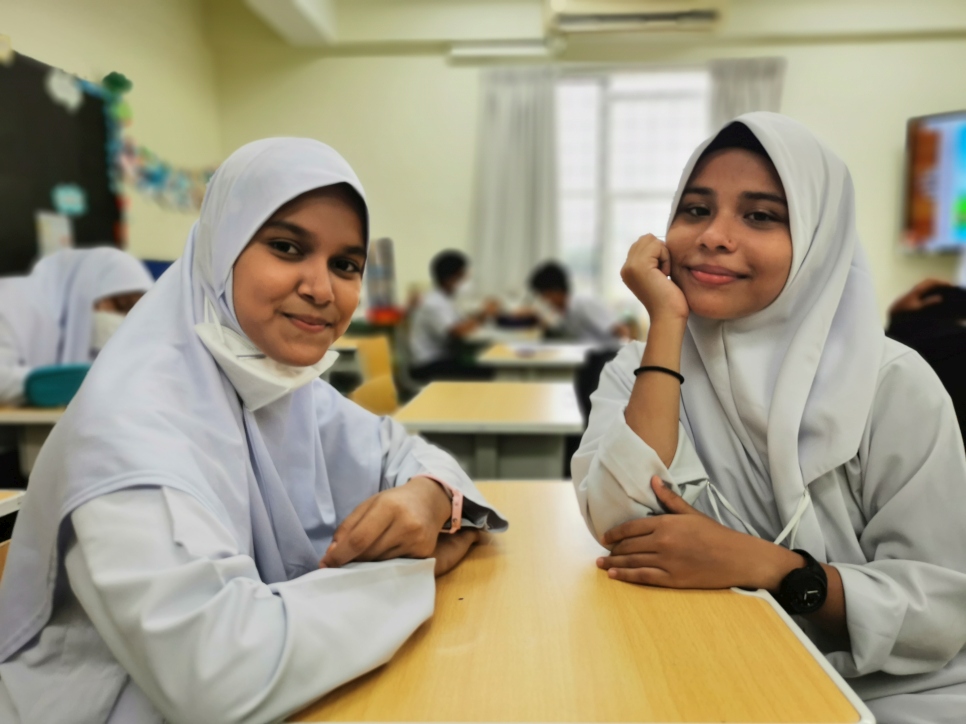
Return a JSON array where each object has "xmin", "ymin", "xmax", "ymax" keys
[
  {"xmin": 195, "ymin": 299, "xmax": 338, "ymax": 411},
  {"xmin": 90, "ymin": 310, "xmax": 125, "ymax": 354},
  {"xmin": 532, "ymin": 296, "xmax": 563, "ymax": 329}
]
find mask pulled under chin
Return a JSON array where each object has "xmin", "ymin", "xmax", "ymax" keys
[
  {"xmin": 90, "ymin": 310, "xmax": 126, "ymax": 354},
  {"xmin": 195, "ymin": 300, "xmax": 338, "ymax": 411}
]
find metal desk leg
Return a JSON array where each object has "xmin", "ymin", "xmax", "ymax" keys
[{"xmin": 474, "ymin": 434, "xmax": 499, "ymax": 479}]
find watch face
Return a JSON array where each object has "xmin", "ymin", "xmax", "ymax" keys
[{"xmin": 784, "ymin": 570, "xmax": 828, "ymax": 615}]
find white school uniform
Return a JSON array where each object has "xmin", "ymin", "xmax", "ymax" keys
[
  {"xmin": 572, "ymin": 113, "xmax": 966, "ymax": 723},
  {"xmin": 559, "ymin": 293, "xmax": 620, "ymax": 345},
  {"xmin": 0, "ymin": 138, "xmax": 507, "ymax": 724},
  {"xmin": 408, "ymin": 288, "xmax": 462, "ymax": 366},
  {"xmin": 0, "ymin": 247, "xmax": 154, "ymax": 404}
]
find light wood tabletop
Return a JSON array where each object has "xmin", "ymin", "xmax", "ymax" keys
[
  {"xmin": 394, "ymin": 382, "xmax": 584, "ymax": 435},
  {"xmin": 0, "ymin": 406, "xmax": 65, "ymax": 425},
  {"xmin": 331, "ymin": 337, "xmax": 360, "ymax": 353},
  {"xmin": 295, "ymin": 482, "xmax": 868, "ymax": 723},
  {"xmin": 477, "ymin": 342, "xmax": 591, "ymax": 368},
  {"xmin": 0, "ymin": 490, "xmax": 24, "ymax": 518}
]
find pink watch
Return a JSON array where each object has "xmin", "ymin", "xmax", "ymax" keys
[{"xmin": 427, "ymin": 477, "xmax": 463, "ymax": 534}]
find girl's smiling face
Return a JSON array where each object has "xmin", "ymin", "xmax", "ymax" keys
[
  {"xmin": 232, "ymin": 186, "xmax": 366, "ymax": 366},
  {"xmin": 666, "ymin": 148, "xmax": 793, "ymax": 320}
]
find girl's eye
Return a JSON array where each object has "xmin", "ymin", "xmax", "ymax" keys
[
  {"xmin": 747, "ymin": 210, "xmax": 779, "ymax": 223},
  {"xmin": 682, "ymin": 205, "xmax": 711, "ymax": 218},
  {"xmin": 333, "ymin": 258, "xmax": 363, "ymax": 275},
  {"xmin": 268, "ymin": 240, "xmax": 301, "ymax": 256}
]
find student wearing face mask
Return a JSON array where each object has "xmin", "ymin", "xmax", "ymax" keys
[
  {"xmin": 0, "ymin": 139, "xmax": 507, "ymax": 724},
  {"xmin": 0, "ymin": 247, "xmax": 153, "ymax": 405},
  {"xmin": 573, "ymin": 115, "xmax": 966, "ymax": 723},
  {"xmin": 408, "ymin": 249, "xmax": 498, "ymax": 381}
]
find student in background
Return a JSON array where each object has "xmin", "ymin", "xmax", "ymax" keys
[
  {"xmin": 574, "ymin": 115, "xmax": 966, "ymax": 723},
  {"xmin": 0, "ymin": 139, "xmax": 506, "ymax": 724},
  {"xmin": 528, "ymin": 261, "xmax": 630, "ymax": 345},
  {"xmin": 408, "ymin": 249, "xmax": 497, "ymax": 381},
  {"xmin": 0, "ymin": 247, "xmax": 154, "ymax": 404}
]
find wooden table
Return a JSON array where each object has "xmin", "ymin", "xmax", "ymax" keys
[
  {"xmin": 476, "ymin": 342, "xmax": 591, "ymax": 382},
  {"xmin": 323, "ymin": 337, "xmax": 362, "ymax": 383},
  {"xmin": 0, "ymin": 490, "xmax": 24, "ymax": 519},
  {"xmin": 0, "ymin": 407, "xmax": 65, "ymax": 476},
  {"xmin": 295, "ymin": 482, "xmax": 870, "ymax": 723},
  {"xmin": 394, "ymin": 382, "xmax": 584, "ymax": 479}
]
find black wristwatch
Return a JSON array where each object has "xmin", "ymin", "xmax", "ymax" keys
[{"xmin": 775, "ymin": 549, "xmax": 828, "ymax": 615}]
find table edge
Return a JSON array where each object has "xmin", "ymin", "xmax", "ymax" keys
[{"xmin": 732, "ymin": 588, "xmax": 873, "ymax": 724}]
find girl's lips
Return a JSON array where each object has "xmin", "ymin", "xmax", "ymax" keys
[
  {"xmin": 687, "ymin": 266, "xmax": 745, "ymax": 286},
  {"xmin": 285, "ymin": 313, "xmax": 334, "ymax": 333}
]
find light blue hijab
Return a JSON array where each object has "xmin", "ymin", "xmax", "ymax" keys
[{"xmin": 0, "ymin": 138, "xmax": 385, "ymax": 660}]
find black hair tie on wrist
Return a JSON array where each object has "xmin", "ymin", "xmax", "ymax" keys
[{"xmin": 633, "ymin": 365, "xmax": 684, "ymax": 384}]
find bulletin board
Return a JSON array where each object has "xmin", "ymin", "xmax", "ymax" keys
[{"xmin": 0, "ymin": 51, "xmax": 121, "ymax": 276}]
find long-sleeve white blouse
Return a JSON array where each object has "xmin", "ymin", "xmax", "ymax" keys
[
  {"xmin": 572, "ymin": 340, "xmax": 966, "ymax": 720},
  {"xmin": 0, "ymin": 417, "xmax": 504, "ymax": 724}
]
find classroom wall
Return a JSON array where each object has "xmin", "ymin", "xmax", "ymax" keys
[
  {"xmin": 209, "ymin": 1, "xmax": 965, "ymax": 316},
  {"xmin": 0, "ymin": 0, "xmax": 222, "ymax": 261}
]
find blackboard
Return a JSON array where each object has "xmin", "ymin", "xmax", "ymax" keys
[{"xmin": 0, "ymin": 52, "xmax": 120, "ymax": 275}]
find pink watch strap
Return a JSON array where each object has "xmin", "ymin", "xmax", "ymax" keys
[{"xmin": 426, "ymin": 477, "xmax": 463, "ymax": 534}]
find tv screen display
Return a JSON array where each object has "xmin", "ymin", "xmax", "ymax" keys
[{"xmin": 903, "ymin": 110, "xmax": 966, "ymax": 253}]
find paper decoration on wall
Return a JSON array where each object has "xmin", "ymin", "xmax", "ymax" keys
[
  {"xmin": 118, "ymin": 139, "xmax": 213, "ymax": 211},
  {"xmin": 100, "ymin": 71, "xmax": 214, "ymax": 212},
  {"xmin": 35, "ymin": 211, "xmax": 74, "ymax": 256},
  {"xmin": 0, "ymin": 35, "xmax": 13, "ymax": 66},
  {"xmin": 52, "ymin": 183, "xmax": 88, "ymax": 217},
  {"xmin": 46, "ymin": 68, "xmax": 83, "ymax": 113}
]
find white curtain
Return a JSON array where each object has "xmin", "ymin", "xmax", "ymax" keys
[
  {"xmin": 709, "ymin": 57, "xmax": 786, "ymax": 129},
  {"xmin": 471, "ymin": 67, "xmax": 558, "ymax": 297}
]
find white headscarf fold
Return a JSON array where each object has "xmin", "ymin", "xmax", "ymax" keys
[
  {"xmin": 0, "ymin": 138, "xmax": 378, "ymax": 661},
  {"xmin": 675, "ymin": 112, "xmax": 884, "ymax": 558}
]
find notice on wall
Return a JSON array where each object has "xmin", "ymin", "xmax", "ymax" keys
[{"xmin": 35, "ymin": 210, "xmax": 74, "ymax": 257}]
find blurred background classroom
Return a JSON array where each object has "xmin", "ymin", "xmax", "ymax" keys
[{"xmin": 2, "ymin": 0, "xmax": 966, "ymax": 520}]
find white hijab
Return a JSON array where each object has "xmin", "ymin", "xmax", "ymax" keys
[
  {"xmin": 0, "ymin": 247, "xmax": 154, "ymax": 366},
  {"xmin": 675, "ymin": 113, "xmax": 884, "ymax": 559},
  {"xmin": 0, "ymin": 138, "xmax": 381, "ymax": 661}
]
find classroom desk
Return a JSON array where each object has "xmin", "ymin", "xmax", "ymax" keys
[
  {"xmin": 0, "ymin": 407, "xmax": 65, "ymax": 476},
  {"xmin": 476, "ymin": 342, "xmax": 591, "ymax": 381},
  {"xmin": 394, "ymin": 382, "xmax": 583, "ymax": 479},
  {"xmin": 324, "ymin": 337, "xmax": 362, "ymax": 382},
  {"xmin": 0, "ymin": 490, "xmax": 24, "ymax": 519},
  {"xmin": 464, "ymin": 325, "xmax": 542, "ymax": 346},
  {"xmin": 295, "ymin": 482, "xmax": 870, "ymax": 723}
]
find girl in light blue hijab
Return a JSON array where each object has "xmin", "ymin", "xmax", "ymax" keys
[{"xmin": 0, "ymin": 138, "xmax": 506, "ymax": 724}]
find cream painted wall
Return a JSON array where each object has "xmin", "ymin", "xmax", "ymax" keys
[{"xmin": 0, "ymin": 0, "xmax": 222, "ymax": 260}]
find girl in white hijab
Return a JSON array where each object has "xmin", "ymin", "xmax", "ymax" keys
[
  {"xmin": 0, "ymin": 138, "xmax": 506, "ymax": 724},
  {"xmin": 573, "ymin": 113, "xmax": 966, "ymax": 723},
  {"xmin": 0, "ymin": 246, "xmax": 154, "ymax": 404}
]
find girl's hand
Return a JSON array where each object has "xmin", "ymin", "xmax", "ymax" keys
[
  {"xmin": 433, "ymin": 529, "xmax": 483, "ymax": 577},
  {"xmin": 620, "ymin": 235, "xmax": 689, "ymax": 324},
  {"xmin": 320, "ymin": 476, "xmax": 452, "ymax": 568},
  {"xmin": 597, "ymin": 476, "xmax": 800, "ymax": 591}
]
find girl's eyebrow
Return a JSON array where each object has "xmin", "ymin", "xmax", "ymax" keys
[
  {"xmin": 261, "ymin": 219, "xmax": 309, "ymax": 238},
  {"xmin": 340, "ymin": 244, "xmax": 368, "ymax": 259},
  {"xmin": 682, "ymin": 186, "xmax": 713, "ymax": 197},
  {"xmin": 743, "ymin": 191, "xmax": 787, "ymax": 206}
]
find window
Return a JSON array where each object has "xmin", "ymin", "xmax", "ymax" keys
[{"xmin": 555, "ymin": 70, "xmax": 710, "ymax": 304}]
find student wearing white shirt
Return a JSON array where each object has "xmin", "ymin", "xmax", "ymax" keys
[
  {"xmin": 528, "ymin": 261, "xmax": 629, "ymax": 346},
  {"xmin": 409, "ymin": 249, "xmax": 496, "ymax": 381},
  {"xmin": 573, "ymin": 115, "xmax": 966, "ymax": 723},
  {"xmin": 0, "ymin": 138, "xmax": 507, "ymax": 724}
]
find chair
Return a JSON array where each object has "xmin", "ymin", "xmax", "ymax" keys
[
  {"xmin": 0, "ymin": 539, "xmax": 9, "ymax": 583},
  {"xmin": 349, "ymin": 374, "xmax": 400, "ymax": 415},
  {"xmin": 353, "ymin": 335, "xmax": 394, "ymax": 381}
]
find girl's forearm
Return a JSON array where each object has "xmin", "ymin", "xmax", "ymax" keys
[{"xmin": 623, "ymin": 318, "xmax": 687, "ymax": 467}]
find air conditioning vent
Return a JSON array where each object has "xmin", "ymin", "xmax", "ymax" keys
[{"xmin": 548, "ymin": 1, "xmax": 723, "ymax": 34}]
